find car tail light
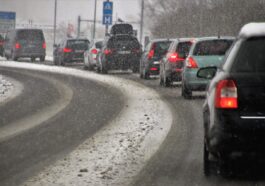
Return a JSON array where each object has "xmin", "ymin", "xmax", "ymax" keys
[
  {"xmin": 186, "ymin": 57, "xmax": 198, "ymax": 68},
  {"xmin": 104, "ymin": 49, "xmax": 112, "ymax": 55},
  {"xmin": 15, "ymin": 42, "xmax": 21, "ymax": 49},
  {"xmin": 91, "ymin": 48, "xmax": 98, "ymax": 54},
  {"xmin": 42, "ymin": 42, "xmax": 46, "ymax": 49},
  {"xmin": 148, "ymin": 49, "xmax": 154, "ymax": 59},
  {"xmin": 215, "ymin": 80, "xmax": 238, "ymax": 109},
  {"xmin": 0, "ymin": 41, "xmax": 4, "ymax": 45},
  {"xmin": 150, "ymin": 67, "xmax": 158, "ymax": 71},
  {"xmin": 63, "ymin": 48, "xmax": 72, "ymax": 53},
  {"xmin": 168, "ymin": 52, "xmax": 184, "ymax": 63}
]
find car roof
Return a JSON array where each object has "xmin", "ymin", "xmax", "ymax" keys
[
  {"xmin": 14, "ymin": 28, "xmax": 43, "ymax": 32},
  {"xmin": 150, "ymin": 38, "xmax": 173, "ymax": 43},
  {"xmin": 193, "ymin": 36, "xmax": 235, "ymax": 42},
  {"xmin": 239, "ymin": 22, "xmax": 265, "ymax": 39}
]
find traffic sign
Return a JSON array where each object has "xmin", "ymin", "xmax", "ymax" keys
[
  {"xmin": 103, "ymin": 1, "xmax": 113, "ymax": 25},
  {"xmin": 0, "ymin": 11, "xmax": 16, "ymax": 34}
]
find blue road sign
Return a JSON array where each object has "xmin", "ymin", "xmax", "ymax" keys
[
  {"xmin": 0, "ymin": 11, "xmax": 16, "ymax": 20},
  {"xmin": 0, "ymin": 11, "xmax": 16, "ymax": 33},
  {"xmin": 103, "ymin": 1, "xmax": 113, "ymax": 25}
]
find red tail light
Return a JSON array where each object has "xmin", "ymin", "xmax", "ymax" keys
[
  {"xmin": 148, "ymin": 49, "xmax": 155, "ymax": 59},
  {"xmin": 0, "ymin": 41, "xmax": 4, "ymax": 45},
  {"xmin": 186, "ymin": 57, "xmax": 198, "ymax": 68},
  {"xmin": 168, "ymin": 52, "xmax": 184, "ymax": 63},
  {"xmin": 15, "ymin": 42, "xmax": 21, "ymax": 49},
  {"xmin": 42, "ymin": 42, "xmax": 46, "ymax": 49},
  {"xmin": 91, "ymin": 48, "xmax": 98, "ymax": 54},
  {"xmin": 150, "ymin": 67, "xmax": 158, "ymax": 71},
  {"xmin": 104, "ymin": 49, "xmax": 112, "ymax": 55},
  {"xmin": 63, "ymin": 48, "xmax": 72, "ymax": 53},
  {"xmin": 215, "ymin": 80, "xmax": 238, "ymax": 109}
]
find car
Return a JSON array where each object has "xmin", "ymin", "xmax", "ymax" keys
[
  {"xmin": 140, "ymin": 39, "xmax": 172, "ymax": 79},
  {"xmin": 198, "ymin": 23, "xmax": 265, "ymax": 176},
  {"xmin": 3, "ymin": 29, "xmax": 46, "ymax": 61},
  {"xmin": 160, "ymin": 38, "xmax": 193, "ymax": 87},
  {"xmin": 53, "ymin": 38, "xmax": 90, "ymax": 66},
  {"xmin": 0, "ymin": 34, "xmax": 4, "ymax": 57},
  {"xmin": 96, "ymin": 34, "xmax": 141, "ymax": 73},
  {"xmin": 181, "ymin": 37, "xmax": 234, "ymax": 99},
  {"xmin": 84, "ymin": 39, "xmax": 103, "ymax": 70}
]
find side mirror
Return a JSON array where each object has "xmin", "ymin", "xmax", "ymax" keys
[{"xmin": 197, "ymin": 66, "xmax": 217, "ymax": 79}]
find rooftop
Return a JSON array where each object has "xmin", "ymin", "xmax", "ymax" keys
[{"xmin": 239, "ymin": 22, "xmax": 265, "ymax": 39}]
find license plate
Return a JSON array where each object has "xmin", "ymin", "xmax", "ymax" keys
[{"xmin": 118, "ymin": 51, "xmax": 131, "ymax": 54}]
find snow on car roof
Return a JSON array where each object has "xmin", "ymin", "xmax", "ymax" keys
[{"xmin": 239, "ymin": 23, "xmax": 265, "ymax": 38}]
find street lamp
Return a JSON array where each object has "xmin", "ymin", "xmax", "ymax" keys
[
  {"xmin": 92, "ymin": 0, "xmax": 97, "ymax": 40},
  {"xmin": 53, "ymin": 0, "xmax": 57, "ymax": 46}
]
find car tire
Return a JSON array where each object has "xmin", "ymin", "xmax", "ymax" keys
[
  {"xmin": 204, "ymin": 142, "xmax": 211, "ymax": 176},
  {"xmin": 40, "ymin": 56, "xmax": 45, "ymax": 62},
  {"xmin": 182, "ymin": 82, "xmax": 192, "ymax": 99},
  {"xmin": 11, "ymin": 52, "xmax": 18, "ymax": 61},
  {"xmin": 143, "ymin": 68, "xmax": 150, "ymax": 79},
  {"xmin": 164, "ymin": 75, "xmax": 172, "ymax": 87},
  {"xmin": 132, "ymin": 65, "xmax": 139, "ymax": 73}
]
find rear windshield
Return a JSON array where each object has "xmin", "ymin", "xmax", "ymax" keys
[
  {"xmin": 95, "ymin": 41, "xmax": 103, "ymax": 49},
  {"xmin": 107, "ymin": 36, "xmax": 140, "ymax": 49},
  {"xmin": 232, "ymin": 37, "xmax": 265, "ymax": 73},
  {"xmin": 67, "ymin": 40, "xmax": 89, "ymax": 50},
  {"xmin": 176, "ymin": 41, "xmax": 192, "ymax": 58},
  {"xmin": 17, "ymin": 30, "xmax": 44, "ymax": 42},
  {"xmin": 193, "ymin": 39, "xmax": 233, "ymax": 56},
  {"xmin": 153, "ymin": 41, "xmax": 172, "ymax": 57}
]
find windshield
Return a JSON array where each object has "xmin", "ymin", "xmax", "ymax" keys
[
  {"xmin": 67, "ymin": 40, "xmax": 89, "ymax": 50},
  {"xmin": 1, "ymin": 1, "xmax": 265, "ymax": 186},
  {"xmin": 193, "ymin": 39, "xmax": 233, "ymax": 56}
]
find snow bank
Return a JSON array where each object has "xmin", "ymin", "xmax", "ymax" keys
[{"xmin": 0, "ymin": 61, "xmax": 173, "ymax": 186}]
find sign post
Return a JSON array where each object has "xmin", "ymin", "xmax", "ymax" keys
[
  {"xmin": 102, "ymin": 0, "xmax": 113, "ymax": 35},
  {"xmin": 0, "ymin": 11, "xmax": 16, "ymax": 34}
]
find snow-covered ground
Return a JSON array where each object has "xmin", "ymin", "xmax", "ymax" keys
[
  {"xmin": 0, "ymin": 61, "xmax": 173, "ymax": 186},
  {"xmin": 0, "ymin": 75, "xmax": 14, "ymax": 103}
]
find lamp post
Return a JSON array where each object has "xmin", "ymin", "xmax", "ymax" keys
[
  {"xmin": 53, "ymin": 0, "xmax": 57, "ymax": 46},
  {"xmin": 92, "ymin": 0, "xmax": 97, "ymax": 40},
  {"xmin": 140, "ymin": 0, "xmax": 144, "ymax": 44}
]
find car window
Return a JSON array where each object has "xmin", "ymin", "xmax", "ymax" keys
[
  {"xmin": 107, "ymin": 36, "xmax": 140, "ymax": 49},
  {"xmin": 176, "ymin": 41, "xmax": 192, "ymax": 57},
  {"xmin": 193, "ymin": 39, "xmax": 233, "ymax": 56},
  {"xmin": 95, "ymin": 41, "xmax": 103, "ymax": 49},
  {"xmin": 66, "ymin": 40, "xmax": 89, "ymax": 50},
  {"xmin": 232, "ymin": 37, "xmax": 265, "ymax": 73},
  {"xmin": 153, "ymin": 41, "xmax": 172, "ymax": 57},
  {"xmin": 17, "ymin": 30, "xmax": 44, "ymax": 42}
]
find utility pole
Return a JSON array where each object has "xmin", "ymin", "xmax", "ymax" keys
[
  {"xmin": 92, "ymin": 0, "xmax": 97, "ymax": 40},
  {"xmin": 77, "ymin": 15, "xmax": 81, "ymax": 37},
  {"xmin": 140, "ymin": 0, "xmax": 144, "ymax": 44},
  {"xmin": 105, "ymin": 0, "xmax": 110, "ymax": 36},
  {"xmin": 53, "ymin": 0, "xmax": 57, "ymax": 46}
]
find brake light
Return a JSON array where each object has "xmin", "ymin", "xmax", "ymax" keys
[
  {"xmin": 91, "ymin": 48, "xmax": 98, "ymax": 54},
  {"xmin": 42, "ymin": 42, "xmax": 46, "ymax": 49},
  {"xmin": 150, "ymin": 67, "xmax": 158, "ymax": 71},
  {"xmin": 168, "ymin": 52, "xmax": 184, "ymax": 63},
  {"xmin": 63, "ymin": 48, "xmax": 72, "ymax": 53},
  {"xmin": 15, "ymin": 42, "xmax": 21, "ymax": 49},
  {"xmin": 0, "ymin": 41, "xmax": 4, "ymax": 45},
  {"xmin": 148, "ymin": 49, "xmax": 154, "ymax": 59},
  {"xmin": 104, "ymin": 49, "xmax": 112, "ymax": 55},
  {"xmin": 186, "ymin": 57, "xmax": 198, "ymax": 68},
  {"xmin": 215, "ymin": 80, "xmax": 238, "ymax": 109}
]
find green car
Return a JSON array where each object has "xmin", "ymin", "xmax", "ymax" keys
[{"xmin": 181, "ymin": 37, "xmax": 234, "ymax": 99}]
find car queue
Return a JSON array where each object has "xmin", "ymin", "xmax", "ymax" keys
[{"xmin": 1, "ymin": 22, "xmax": 265, "ymax": 177}]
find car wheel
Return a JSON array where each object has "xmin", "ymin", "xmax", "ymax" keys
[
  {"xmin": 132, "ymin": 65, "xmax": 139, "ymax": 73},
  {"xmin": 31, "ymin": 57, "xmax": 35, "ymax": 62},
  {"xmin": 11, "ymin": 52, "xmax": 18, "ymax": 61},
  {"xmin": 84, "ymin": 65, "xmax": 89, "ymax": 70},
  {"xmin": 204, "ymin": 142, "xmax": 211, "ymax": 176},
  {"xmin": 143, "ymin": 68, "xmax": 150, "ymax": 79},
  {"xmin": 182, "ymin": 82, "xmax": 192, "ymax": 99},
  {"xmin": 40, "ymin": 56, "xmax": 45, "ymax": 62}
]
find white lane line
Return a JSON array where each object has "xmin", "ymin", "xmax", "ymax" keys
[{"xmin": 0, "ymin": 61, "xmax": 173, "ymax": 186}]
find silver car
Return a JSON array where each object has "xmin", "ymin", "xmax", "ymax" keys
[{"xmin": 84, "ymin": 40, "xmax": 103, "ymax": 70}]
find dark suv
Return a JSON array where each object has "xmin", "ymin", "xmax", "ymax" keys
[
  {"xmin": 3, "ymin": 29, "xmax": 46, "ymax": 61},
  {"xmin": 198, "ymin": 23, "xmax": 265, "ymax": 176},
  {"xmin": 53, "ymin": 38, "xmax": 89, "ymax": 65},
  {"xmin": 140, "ymin": 39, "xmax": 172, "ymax": 79},
  {"xmin": 96, "ymin": 34, "xmax": 141, "ymax": 73}
]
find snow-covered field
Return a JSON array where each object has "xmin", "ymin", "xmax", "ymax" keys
[{"xmin": 0, "ymin": 61, "xmax": 173, "ymax": 186}]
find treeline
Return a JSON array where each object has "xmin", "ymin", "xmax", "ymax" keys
[{"xmin": 145, "ymin": 0, "xmax": 265, "ymax": 38}]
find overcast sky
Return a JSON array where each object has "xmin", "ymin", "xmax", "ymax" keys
[{"xmin": 0, "ymin": 0, "xmax": 140, "ymax": 27}]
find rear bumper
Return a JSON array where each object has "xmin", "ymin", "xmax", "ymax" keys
[
  {"xmin": 208, "ymin": 110, "xmax": 265, "ymax": 154},
  {"xmin": 104, "ymin": 55, "xmax": 140, "ymax": 70},
  {"xmin": 14, "ymin": 49, "xmax": 46, "ymax": 58}
]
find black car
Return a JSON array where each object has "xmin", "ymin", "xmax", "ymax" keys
[
  {"xmin": 198, "ymin": 23, "xmax": 265, "ymax": 176},
  {"xmin": 3, "ymin": 29, "xmax": 46, "ymax": 61},
  {"xmin": 140, "ymin": 39, "xmax": 172, "ymax": 79},
  {"xmin": 53, "ymin": 38, "xmax": 89, "ymax": 66},
  {"xmin": 160, "ymin": 38, "xmax": 193, "ymax": 86},
  {"xmin": 0, "ymin": 34, "xmax": 4, "ymax": 57},
  {"xmin": 96, "ymin": 34, "xmax": 141, "ymax": 73}
]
